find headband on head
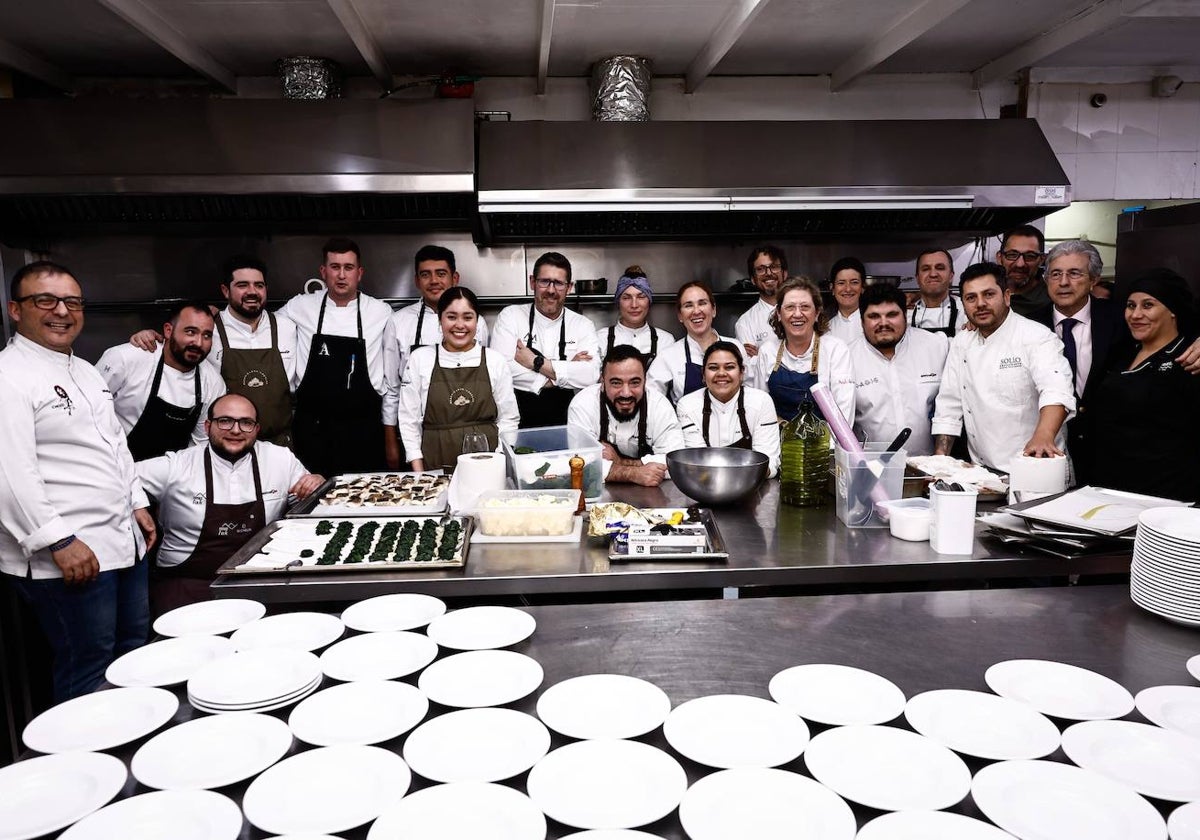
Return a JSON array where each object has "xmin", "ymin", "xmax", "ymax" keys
[{"xmin": 614, "ymin": 274, "xmax": 654, "ymax": 303}]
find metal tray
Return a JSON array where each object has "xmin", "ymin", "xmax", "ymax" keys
[
  {"xmin": 608, "ymin": 507, "xmax": 729, "ymax": 562},
  {"xmin": 287, "ymin": 471, "xmax": 449, "ymax": 518}
]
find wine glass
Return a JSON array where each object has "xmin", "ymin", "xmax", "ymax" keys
[{"xmin": 462, "ymin": 432, "xmax": 491, "ymax": 454}]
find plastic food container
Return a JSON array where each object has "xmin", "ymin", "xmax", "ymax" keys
[
  {"xmin": 501, "ymin": 425, "xmax": 604, "ymax": 499},
  {"xmin": 473, "ymin": 489, "xmax": 581, "ymax": 537},
  {"xmin": 875, "ymin": 498, "xmax": 932, "ymax": 542}
]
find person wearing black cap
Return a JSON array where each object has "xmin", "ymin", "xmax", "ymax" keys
[{"xmin": 595, "ymin": 265, "xmax": 677, "ymax": 366}]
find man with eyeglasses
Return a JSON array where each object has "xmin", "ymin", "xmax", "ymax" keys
[
  {"xmin": 735, "ymin": 245, "xmax": 788, "ymax": 358},
  {"xmin": 136, "ymin": 393, "xmax": 323, "ymax": 614},
  {"xmin": 0, "ymin": 261, "xmax": 157, "ymax": 701},
  {"xmin": 996, "ymin": 225, "xmax": 1052, "ymax": 318}
]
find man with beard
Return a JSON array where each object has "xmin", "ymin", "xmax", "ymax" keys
[
  {"xmin": 997, "ymin": 225, "xmax": 1052, "ymax": 317},
  {"xmin": 136, "ymin": 394, "xmax": 323, "ymax": 614},
  {"xmin": 735, "ymin": 245, "xmax": 787, "ymax": 357},
  {"xmin": 910, "ymin": 249, "xmax": 967, "ymax": 337},
  {"xmin": 849, "ymin": 284, "xmax": 949, "ymax": 456},
  {"xmin": 567, "ymin": 344, "xmax": 685, "ymax": 486},
  {"xmin": 99, "ymin": 301, "xmax": 226, "ymax": 460}
]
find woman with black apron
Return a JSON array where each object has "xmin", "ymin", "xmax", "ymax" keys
[
  {"xmin": 596, "ymin": 266, "xmax": 677, "ymax": 366},
  {"xmin": 647, "ymin": 281, "xmax": 743, "ymax": 403}
]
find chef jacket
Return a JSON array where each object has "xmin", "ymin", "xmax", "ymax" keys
[
  {"xmin": 136, "ymin": 441, "xmax": 306, "ymax": 568},
  {"xmin": 931, "ymin": 311, "xmax": 1075, "ymax": 474},
  {"xmin": 97, "ymin": 343, "xmax": 226, "ymax": 447},
  {"xmin": 567, "ymin": 384, "xmax": 685, "ymax": 479},
  {"xmin": 826, "ymin": 311, "xmax": 865, "ymax": 345},
  {"xmin": 734, "ymin": 299, "xmax": 776, "ymax": 350},
  {"xmin": 394, "ymin": 343, "xmax": 521, "ymax": 462},
  {"xmin": 749, "ymin": 334, "xmax": 857, "ymax": 425},
  {"xmin": 0, "ymin": 334, "xmax": 149, "ymax": 579},
  {"xmin": 490, "ymin": 305, "xmax": 601, "ymax": 395},
  {"xmin": 849, "ymin": 328, "xmax": 949, "ymax": 456},
  {"xmin": 647, "ymin": 334, "xmax": 746, "ymax": 402},
  {"xmin": 594, "ymin": 322, "xmax": 677, "ymax": 362},
  {"xmin": 207, "ymin": 305, "xmax": 298, "ymax": 385},
  {"xmin": 912, "ymin": 297, "xmax": 968, "ymax": 333},
  {"xmin": 391, "ymin": 300, "xmax": 491, "ymax": 378},
  {"xmin": 676, "ymin": 385, "xmax": 782, "ymax": 477}
]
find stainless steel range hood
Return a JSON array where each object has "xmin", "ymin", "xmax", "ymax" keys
[{"xmin": 476, "ymin": 119, "xmax": 1070, "ymax": 243}]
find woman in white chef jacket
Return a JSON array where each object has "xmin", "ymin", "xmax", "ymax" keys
[
  {"xmin": 648, "ymin": 281, "xmax": 744, "ymax": 402},
  {"xmin": 676, "ymin": 341, "xmax": 780, "ymax": 477},
  {"xmin": 397, "ymin": 287, "xmax": 520, "ymax": 472},
  {"xmin": 595, "ymin": 265, "xmax": 677, "ymax": 366},
  {"xmin": 824, "ymin": 256, "xmax": 866, "ymax": 345}
]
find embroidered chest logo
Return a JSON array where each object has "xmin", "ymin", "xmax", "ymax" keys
[
  {"xmin": 243, "ymin": 369, "xmax": 269, "ymax": 388},
  {"xmin": 855, "ymin": 376, "xmax": 880, "ymax": 388},
  {"xmin": 192, "ymin": 492, "xmax": 206, "ymax": 505},
  {"xmin": 52, "ymin": 385, "xmax": 74, "ymax": 415},
  {"xmin": 998, "ymin": 356, "xmax": 1023, "ymax": 370},
  {"xmin": 317, "ymin": 343, "xmax": 330, "ymax": 357},
  {"xmin": 449, "ymin": 387, "xmax": 476, "ymax": 407},
  {"xmin": 1159, "ymin": 361, "xmax": 1175, "ymax": 372}
]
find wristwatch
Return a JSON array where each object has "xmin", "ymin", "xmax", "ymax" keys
[{"xmin": 532, "ymin": 353, "xmax": 545, "ymax": 373}]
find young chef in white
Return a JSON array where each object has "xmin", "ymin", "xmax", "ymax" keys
[
  {"xmin": 490, "ymin": 251, "xmax": 601, "ymax": 429},
  {"xmin": 849, "ymin": 284, "xmax": 949, "ymax": 456},
  {"xmin": 910, "ymin": 249, "xmax": 967, "ymax": 337},
  {"xmin": 98, "ymin": 300, "xmax": 227, "ymax": 461},
  {"xmin": 0, "ymin": 261, "xmax": 156, "ymax": 702},
  {"xmin": 676, "ymin": 341, "xmax": 780, "ymax": 477},
  {"xmin": 825, "ymin": 257, "xmax": 866, "ymax": 345},
  {"xmin": 735, "ymin": 245, "xmax": 786, "ymax": 358},
  {"xmin": 595, "ymin": 266, "xmax": 676, "ymax": 365},
  {"xmin": 568, "ymin": 344, "xmax": 685, "ymax": 486},
  {"xmin": 649, "ymin": 281, "xmax": 745, "ymax": 403},
  {"xmin": 931, "ymin": 261, "xmax": 1075, "ymax": 474}
]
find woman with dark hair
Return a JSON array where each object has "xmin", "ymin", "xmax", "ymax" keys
[
  {"xmin": 595, "ymin": 265, "xmax": 677, "ymax": 365},
  {"xmin": 648, "ymin": 280, "xmax": 745, "ymax": 401},
  {"xmin": 825, "ymin": 256, "xmax": 867, "ymax": 345}
]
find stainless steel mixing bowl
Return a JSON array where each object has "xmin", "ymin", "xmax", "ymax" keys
[{"xmin": 667, "ymin": 447, "xmax": 769, "ymax": 505}]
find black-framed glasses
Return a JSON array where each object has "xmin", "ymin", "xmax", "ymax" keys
[
  {"xmin": 534, "ymin": 277, "xmax": 569, "ymax": 290},
  {"xmin": 1001, "ymin": 250, "xmax": 1043, "ymax": 263},
  {"xmin": 212, "ymin": 416, "xmax": 258, "ymax": 432},
  {"xmin": 753, "ymin": 263, "xmax": 782, "ymax": 277},
  {"xmin": 14, "ymin": 294, "xmax": 85, "ymax": 311}
]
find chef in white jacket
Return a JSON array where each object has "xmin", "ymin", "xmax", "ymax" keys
[
  {"xmin": 824, "ymin": 257, "xmax": 867, "ymax": 346},
  {"xmin": 0, "ymin": 261, "xmax": 156, "ymax": 702},
  {"xmin": 595, "ymin": 266, "xmax": 676, "ymax": 365},
  {"xmin": 735, "ymin": 245, "xmax": 787, "ymax": 357}
]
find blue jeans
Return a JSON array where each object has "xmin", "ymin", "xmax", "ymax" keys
[{"xmin": 6, "ymin": 561, "xmax": 149, "ymax": 703}]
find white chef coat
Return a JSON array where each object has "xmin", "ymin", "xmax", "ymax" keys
[
  {"xmin": 136, "ymin": 441, "xmax": 307, "ymax": 568},
  {"xmin": 734, "ymin": 299, "xmax": 776, "ymax": 351},
  {"xmin": 0, "ymin": 335, "xmax": 149, "ymax": 579},
  {"xmin": 931, "ymin": 311, "xmax": 1076, "ymax": 474},
  {"xmin": 391, "ymin": 300, "xmax": 491, "ymax": 378},
  {"xmin": 208, "ymin": 306, "xmax": 298, "ymax": 386},
  {"xmin": 395, "ymin": 343, "xmax": 520, "ymax": 462},
  {"xmin": 849, "ymin": 328, "xmax": 949, "ymax": 456},
  {"xmin": 826, "ymin": 311, "xmax": 864, "ymax": 345},
  {"xmin": 96, "ymin": 343, "xmax": 227, "ymax": 447},
  {"xmin": 567, "ymin": 384, "xmax": 685, "ymax": 479},
  {"xmin": 647, "ymin": 334, "xmax": 746, "ymax": 402},
  {"xmin": 911, "ymin": 296, "xmax": 968, "ymax": 332},
  {"xmin": 676, "ymin": 386, "xmax": 781, "ymax": 477},
  {"xmin": 490, "ymin": 304, "xmax": 601, "ymax": 395},
  {"xmin": 1053, "ymin": 298, "xmax": 1093, "ymax": 396},
  {"xmin": 594, "ymin": 322, "xmax": 677, "ymax": 361},
  {"xmin": 749, "ymin": 333, "xmax": 857, "ymax": 425}
]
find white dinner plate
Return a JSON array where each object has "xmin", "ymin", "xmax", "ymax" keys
[
  {"xmin": 23, "ymin": 687, "xmax": 178, "ymax": 754},
  {"xmin": 57, "ymin": 790, "xmax": 242, "ymax": 840},
  {"xmin": 677, "ymin": 767, "xmax": 855, "ymax": 840},
  {"xmin": 318, "ymin": 631, "xmax": 438, "ymax": 682},
  {"xmin": 985, "ymin": 659, "xmax": 1135, "ymax": 720},
  {"xmin": 1170, "ymin": 802, "xmax": 1200, "ymax": 840},
  {"xmin": 187, "ymin": 648, "xmax": 321, "ymax": 707},
  {"xmin": 367, "ymin": 782, "xmax": 545, "ymax": 840},
  {"xmin": 662, "ymin": 694, "xmax": 809, "ymax": 769},
  {"xmin": 288, "ymin": 681, "xmax": 428, "ymax": 746},
  {"xmin": 1140, "ymin": 507, "xmax": 1200, "ymax": 541},
  {"xmin": 560, "ymin": 833, "xmax": 666, "ymax": 840},
  {"xmin": 856, "ymin": 811, "xmax": 1016, "ymax": 840},
  {"xmin": 132, "ymin": 712, "xmax": 292, "ymax": 789},
  {"xmin": 526, "ymin": 739, "xmax": 687, "ymax": 830},
  {"xmin": 1061, "ymin": 719, "xmax": 1200, "ymax": 802},
  {"xmin": 0, "ymin": 752, "xmax": 127, "ymax": 840},
  {"xmin": 340, "ymin": 593, "xmax": 447, "ymax": 632},
  {"xmin": 417, "ymin": 650, "xmax": 544, "ymax": 708},
  {"xmin": 803, "ymin": 724, "xmax": 971, "ymax": 811},
  {"xmin": 536, "ymin": 673, "xmax": 672, "ymax": 740},
  {"xmin": 402, "ymin": 707, "xmax": 550, "ymax": 782},
  {"xmin": 972, "ymin": 759, "xmax": 1167, "ymax": 840},
  {"xmin": 767, "ymin": 663, "xmax": 906, "ymax": 725},
  {"xmin": 189, "ymin": 676, "xmax": 321, "ymax": 714},
  {"xmin": 425, "ymin": 606, "xmax": 536, "ymax": 650},
  {"xmin": 105, "ymin": 635, "xmax": 235, "ymax": 688},
  {"xmin": 1190, "ymin": 655, "xmax": 1200, "ymax": 683},
  {"xmin": 904, "ymin": 689, "xmax": 1061, "ymax": 760},
  {"xmin": 153, "ymin": 598, "xmax": 266, "ymax": 637},
  {"xmin": 230, "ymin": 612, "xmax": 344, "ymax": 653},
  {"xmin": 1136, "ymin": 685, "xmax": 1200, "ymax": 738},
  {"xmin": 243, "ymin": 745, "xmax": 411, "ymax": 835}
]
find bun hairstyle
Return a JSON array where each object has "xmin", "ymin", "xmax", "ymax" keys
[
  {"xmin": 623, "ymin": 264, "xmax": 647, "ymax": 278},
  {"xmin": 769, "ymin": 275, "xmax": 825, "ymax": 339}
]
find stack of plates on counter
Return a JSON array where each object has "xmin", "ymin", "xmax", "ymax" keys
[
  {"xmin": 187, "ymin": 648, "xmax": 322, "ymax": 713},
  {"xmin": 1131, "ymin": 507, "xmax": 1200, "ymax": 626}
]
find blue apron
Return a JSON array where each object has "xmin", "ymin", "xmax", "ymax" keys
[
  {"xmin": 767, "ymin": 334, "xmax": 821, "ymax": 422},
  {"xmin": 680, "ymin": 339, "xmax": 705, "ymax": 399}
]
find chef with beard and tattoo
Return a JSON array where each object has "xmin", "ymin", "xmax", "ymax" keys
[{"xmin": 567, "ymin": 344, "xmax": 685, "ymax": 486}]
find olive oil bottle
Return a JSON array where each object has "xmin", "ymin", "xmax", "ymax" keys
[{"xmin": 779, "ymin": 401, "xmax": 831, "ymax": 507}]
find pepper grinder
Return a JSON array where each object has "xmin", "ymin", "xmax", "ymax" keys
[{"xmin": 569, "ymin": 454, "xmax": 586, "ymax": 514}]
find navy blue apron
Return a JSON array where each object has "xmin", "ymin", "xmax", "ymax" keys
[{"xmin": 767, "ymin": 334, "xmax": 821, "ymax": 422}]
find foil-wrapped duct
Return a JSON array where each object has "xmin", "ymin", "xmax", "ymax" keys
[
  {"xmin": 590, "ymin": 56, "xmax": 651, "ymax": 122},
  {"xmin": 277, "ymin": 57, "xmax": 342, "ymax": 100}
]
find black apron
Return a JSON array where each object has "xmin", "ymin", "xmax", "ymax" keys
[
  {"xmin": 411, "ymin": 304, "xmax": 432, "ymax": 352},
  {"xmin": 213, "ymin": 311, "xmax": 293, "ymax": 446},
  {"xmin": 598, "ymin": 390, "xmax": 653, "ymax": 460},
  {"xmin": 126, "ymin": 352, "xmax": 203, "ymax": 461},
  {"xmin": 606, "ymin": 324, "xmax": 659, "ymax": 366},
  {"xmin": 516, "ymin": 305, "xmax": 575, "ymax": 428},
  {"xmin": 292, "ymin": 294, "xmax": 385, "ymax": 476},
  {"xmin": 702, "ymin": 388, "xmax": 753, "ymax": 449},
  {"xmin": 911, "ymin": 297, "xmax": 958, "ymax": 338}
]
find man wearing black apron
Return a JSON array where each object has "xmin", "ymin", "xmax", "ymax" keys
[{"xmin": 911, "ymin": 249, "xmax": 965, "ymax": 338}]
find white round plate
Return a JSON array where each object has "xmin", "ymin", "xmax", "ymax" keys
[
  {"xmin": 804, "ymin": 724, "xmax": 971, "ymax": 811},
  {"xmin": 367, "ymin": 782, "xmax": 545, "ymax": 840},
  {"xmin": 187, "ymin": 648, "xmax": 321, "ymax": 707},
  {"xmin": 904, "ymin": 689, "xmax": 1060, "ymax": 760},
  {"xmin": 318, "ymin": 631, "xmax": 438, "ymax": 682},
  {"xmin": 985, "ymin": 659, "xmax": 1135, "ymax": 720},
  {"xmin": 153, "ymin": 598, "xmax": 266, "ymax": 637},
  {"xmin": 22, "ymin": 687, "xmax": 178, "ymax": 754},
  {"xmin": 1140, "ymin": 507, "xmax": 1200, "ymax": 541},
  {"xmin": 1061, "ymin": 720, "xmax": 1200, "ymax": 802},
  {"xmin": 0, "ymin": 752, "xmax": 127, "ymax": 840},
  {"xmin": 341, "ymin": 593, "xmax": 447, "ymax": 632},
  {"xmin": 856, "ymin": 811, "xmax": 1016, "ymax": 839},
  {"xmin": 425, "ymin": 606, "xmax": 536, "ymax": 651},
  {"xmin": 132, "ymin": 712, "xmax": 292, "ymax": 789},
  {"xmin": 243, "ymin": 745, "xmax": 411, "ymax": 835},
  {"xmin": 662, "ymin": 694, "xmax": 809, "ymax": 769},
  {"xmin": 105, "ymin": 635, "xmax": 235, "ymax": 688},
  {"xmin": 767, "ymin": 663, "xmax": 906, "ymax": 725},
  {"xmin": 1136, "ymin": 685, "xmax": 1200, "ymax": 738},
  {"xmin": 403, "ymin": 707, "xmax": 550, "ymax": 782},
  {"xmin": 972, "ymin": 760, "xmax": 1167, "ymax": 840},
  {"xmin": 536, "ymin": 674, "xmax": 671, "ymax": 740},
  {"xmin": 1170, "ymin": 802, "xmax": 1200, "ymax": 840},
  {"xmin": 526, "ymin": 739, "xmax": 686, "ymax": 830},
  {"xmin": 677, "ymin": 767, "xmax": 855, "ymax": 840},
  {"xmin": 417, "ymin": 650, "xmax": 544, "ymax": 708},
  {"xmin": 189, "ymin": 676, "xmax": 320, "ymax": 714},
  {"xmin": 230, "ymin": 612, "xmax": 344, "ymax": 653},
  {"xmin": 560, "ymin": 833, "xmax": 666, "ymax": 840},
  {"xmin": 58, "ymin": 790, "xmax": 242, "ymax": 840},
  {"xmin": 288, "ymin": 681, "xmax": 428, "ymax": 746}
]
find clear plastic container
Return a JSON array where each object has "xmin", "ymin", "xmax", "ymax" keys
[
  {"xmin": 875, "ymin": 498, "xmax": 932, "ymax": 542},
  {"xmin": 501, "ymin": 425, "xmax": 604, "ymax": 500},
  {"xmin": 473, "ymin": 489, "xmax": 581, "ymax": 537}
]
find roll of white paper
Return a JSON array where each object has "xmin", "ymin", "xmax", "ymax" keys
[
  {"xmin": 450, "ymin": 452, "xmax": 508, "ymax": 511},
  {"xmin": 1008, "ymin": 453, "xmax": 1068, "ymax": 503}
]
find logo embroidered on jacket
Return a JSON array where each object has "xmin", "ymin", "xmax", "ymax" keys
[
  {"xmin": 318, "ymin": 343, "xmax": 330, "ymax": 356},
  {"xmin": 449, "ymin": 388, "xmax": 476, "ymax": 407},
  {"xmin": 243, "ymin": 370, "xmax": 269, "ymax": 388},
  {"xmin": 52, "ymin": 385, "xmax": 74, "ymax": 415},
  {"xmin": 998, "ymin": 356, "xmax": 1023, "ymax": 370}
]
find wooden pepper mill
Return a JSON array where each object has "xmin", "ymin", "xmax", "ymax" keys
[{"xmin": 569, "ymin": 454, "xmax": 586, "ymax": 514}]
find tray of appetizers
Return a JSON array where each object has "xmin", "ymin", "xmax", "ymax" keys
[{"xmin": 287, "ymin": 472, "xmax": 451, "ymax": 518}]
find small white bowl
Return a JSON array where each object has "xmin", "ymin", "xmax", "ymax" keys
[{"xmin": 875, "ymin": 498, "xmax": 932, "ymax": 542}]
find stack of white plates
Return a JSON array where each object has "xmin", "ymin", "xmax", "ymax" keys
[
  {"xmin": 1131, "ymin": 507, "xmax": 1200, "ymax": 626},
  {"xmin": 187, "ymin": 648, "xmax": 322, "ymax": 714}
]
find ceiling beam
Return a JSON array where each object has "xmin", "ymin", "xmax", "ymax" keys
[
  {"xmin": 685, "ymin": 0, "xmax": 773, "ymax": 93},
  {"xmin": 325, "ymin": 0, "xmax": 393, "ymax": 91},
  {"xmin": 831, "ymin": 0, "xmax": 974, "ymax": 91},
  {"xmin": 94, "ymin": 0, "xmax": 236, "ymax": 91},
  {"xmin": 1124, "ymin": 0, "xmax": 1200, "ymax": 16},
  {"xmin": 536, "ymin": 0, "xmax": 555, "ymax": 95},
  {"xmin": 0, "ymin": 37, "xmax": 74, "ymax": 92}
]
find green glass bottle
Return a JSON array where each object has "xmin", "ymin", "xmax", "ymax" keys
[{"xmin": 779, "ymin": 400, "xmax": 831, "ymax": 507}]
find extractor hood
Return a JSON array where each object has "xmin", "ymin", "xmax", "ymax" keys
[{"xmin": 476, "ymin": 119, "xmax": 1070, "ymax": 243}]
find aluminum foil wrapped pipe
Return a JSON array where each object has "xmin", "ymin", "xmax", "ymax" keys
[
  {"xmin": 590, "ymin": 56, "xmax": 651, "ymax": 121},
  {"xmin": 277, "ymin": 57, "xmax": 342, "ymax": 100}
]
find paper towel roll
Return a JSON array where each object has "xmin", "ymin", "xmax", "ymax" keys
[
  {"xmin": 450, "ymin": 452, "xmax": 508, "ymax": 511},
  {"xmin": 1008, "ymin": 453, "xmax": 1068, "ymax": 503}
]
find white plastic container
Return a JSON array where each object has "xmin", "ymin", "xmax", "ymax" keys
[
  {"xmin": 875, "ymin": 498, "xmax": 932, "ymax": 542},
  {"xmin": 929, "ymin": 485, "xmax": 979, "ymax": 555},
  {"xmin": 501, "ymin": 425, "xmax": 604, "ymax": 500},
  {"xmin": 473, "ymin": 489, "xmax": 580, "ymax": 537}
]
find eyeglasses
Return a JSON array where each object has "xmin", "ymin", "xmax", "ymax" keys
[
  {"xmin": 753, "ymin": 263, "xmax": 783, "ymax": 277},
  {"xmin": 14, "ymin": 294, "xmax": 85, "ymax": 311},
  {"xmin": 1047, "ymin": 268, "xmax": 1090, "ymax": 281},
  {"xmin": 534, "ymin": 277, "xmax": 569, "ymax": 290},
  {"xmin": 1001, "ymin": 250, "xmax": 1043, "ymax": 263},
  {"xmin": 212, "ymin": 416, "xmax": 258, "ymax": 432}
]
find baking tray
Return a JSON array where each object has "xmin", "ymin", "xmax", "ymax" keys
[
  {"xmin": 287, "ymin": 471, "xmax": 449, "ymax": 518},
  {"xmin": 608, "ymin": 507, "xmax": 729, "ymax": 562}
]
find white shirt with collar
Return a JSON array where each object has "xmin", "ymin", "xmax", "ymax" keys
[
  {"xmin": 391, "ymin": 300, "xmax": 491, "ymax": 378},
  {"xmin": 490, "ymin": 304, "xmax": 601, "ymax": 394},
  {"xmin": 826, "ymin": 311, "xmax": 865, "ymax": 345},
  {"xmin": 911, "ymin": 296, "xmax": 968, "ymax": 332},
  {"xmin": 0, "ymin": 335, "xmax": 149, "ymax": 579},
  {"xmin": 676, "ymin": 386, "xmax": 781, "ymax": 477},
  {"xmin": 849, "ymin": 327, "xmax": 949, "ymax": 456},
  {"xmin": 136, "ymin": 441, "xmax": 307, "ymax": 568},
  {"xmin": 96, "ymin": 343, "xmax": 227, "ymax": 447},
  {"xmin": 567, "ymin": 384, "xmax": 685, "ymax": 479},
  {"xmin": 931, "ymin": 311, "xmax": 1076, "ymax": 473},
  {"xmin": 1053, "ymin": 298, "xmax": 1093, "ymax": 395},
  {"xmin": 749, "ymin": 333, "xmax": 857, "ymax": 424},
  {"xmin": 209, "ymin": 306, "xmax": 298, "ymax": 386},
  {"xmin": 595, "ymin": 322, "xmax": 677, "ymax": 362},
  {"xmin": 647, "ymin": 334, "xmax": 746, "ymax": 402},
  {"xmin": 735, "ymin": 298, "xmax": 776, "ymax": 350}
]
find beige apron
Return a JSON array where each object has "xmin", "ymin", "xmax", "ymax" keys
[{"xmin": 420, "ymin": 348, "xmax": 500, "ymax": 471}]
